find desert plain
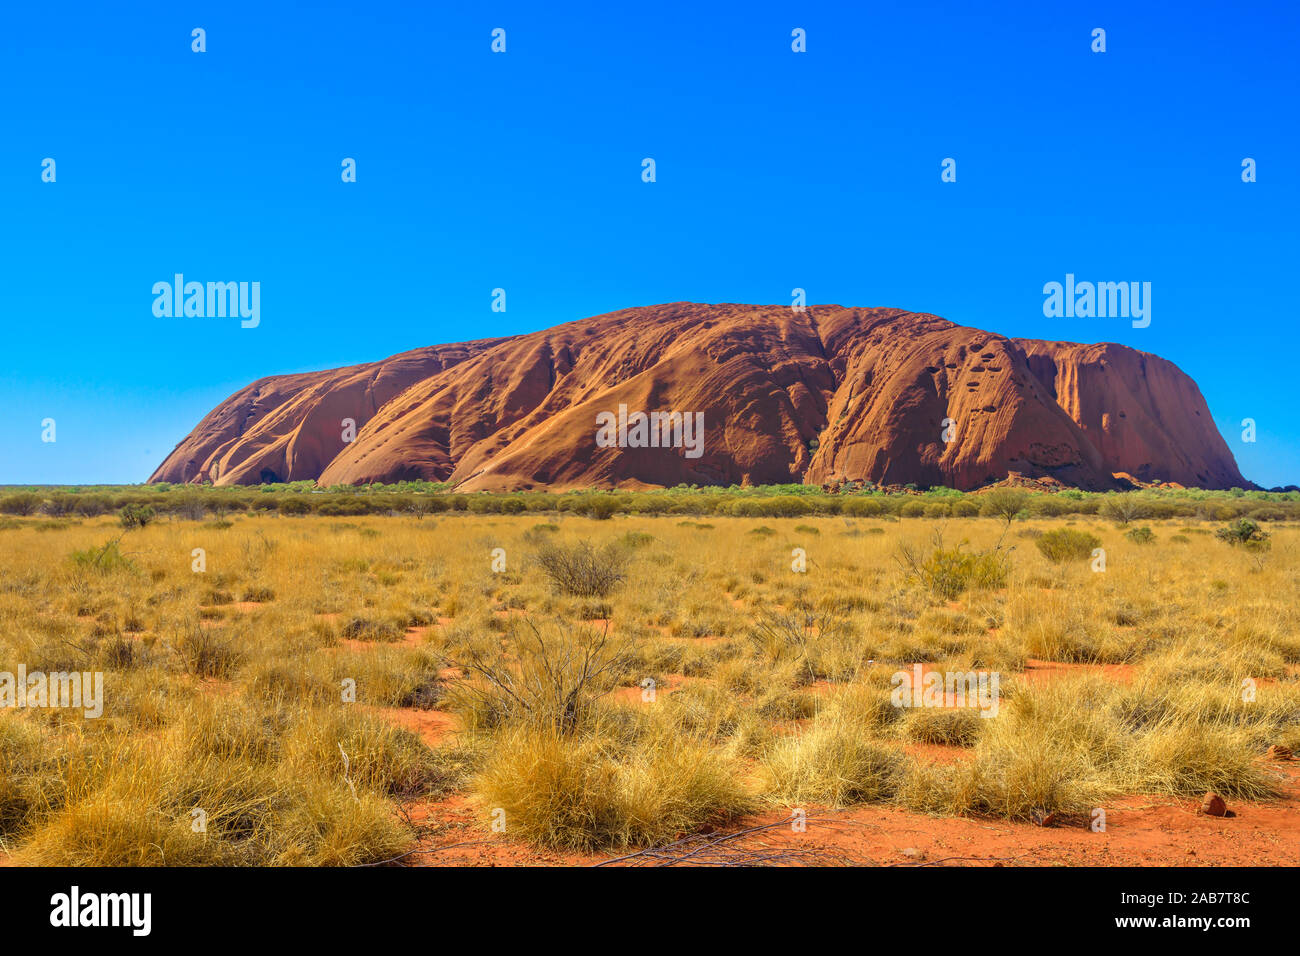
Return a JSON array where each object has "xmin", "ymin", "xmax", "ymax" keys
[{"xmin": 1, "ymin": 486, "xmax": 1297, "ymax": 867}]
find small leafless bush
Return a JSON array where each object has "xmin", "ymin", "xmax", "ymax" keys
[
  {"xmin": 445, "ymin": 618, "xmax": 629, "ymax": 734},
  {"xmin": 534, "ymin": 540, "xmax": 628, "ymax": 597}
]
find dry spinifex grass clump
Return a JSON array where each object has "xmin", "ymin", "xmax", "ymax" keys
[
  {"xmin": 474, "ymin": 720, "xmax": 755, "ymax": 851},
  {"xmin": 7, "ymin": 699, "xmax": 451, "ymax": 865},
  {"xmin": 446, "ymin": 618, "xmax": 755, "ymax": 849}
]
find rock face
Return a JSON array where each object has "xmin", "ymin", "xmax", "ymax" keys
[{"xmin": 149, "ymin": 303, "xmax": 1249, "ymax": 492}]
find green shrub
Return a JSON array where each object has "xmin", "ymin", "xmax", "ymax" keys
[
  {"xmin": 0, "ymin": 493, "xmax": 42, "ymax": 515},
  {"xmin": 70, "ymin": 539, "xmax": 134, "ymax": 573},
  {"xmin": 570, "ymin": 495, "xmax": 620, "ymax": 520},
  {"xmin": 840, "ymin": 498, "xmax": 884, "ymax": 517},
  {"xmin": 119, "ymin": 504, "xmax": 156, "ymax": 529},
  {"xmin": 1215, "ymin": 519, "xmax": 1270, "ymax": 550},
  {"xmin": 1035, "ymin": 528, "xmax": 1102, "ymax": 563},
  {"xmin": 980, "ymin": 489, "xmax": 1030, "ymax": 526},
  {"xmin": 1099, "ymin": 494, "xmax": 1150, "ymax": 526},
  {"xmin": 900, "ymin": 538, "xmax": 1010, "ymax": 601}
]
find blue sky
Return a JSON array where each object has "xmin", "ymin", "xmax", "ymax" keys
[{"xmin": 2, "ymin": 0, "xmax": 1296, "ymax": 487}]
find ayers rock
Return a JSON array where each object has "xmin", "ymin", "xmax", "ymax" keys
[{"xmin": 149, "ymin": 303, "xmax": 1248, "ymax": 492}]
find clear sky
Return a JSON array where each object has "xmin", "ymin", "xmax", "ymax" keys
[{"xmin": 2, "ymin": 0, "xmax": 1296, "ymax": 487}]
